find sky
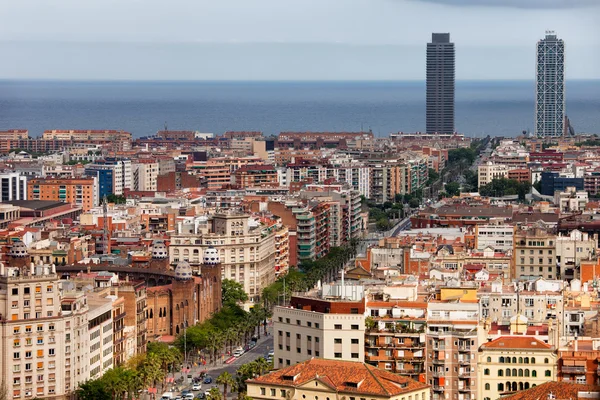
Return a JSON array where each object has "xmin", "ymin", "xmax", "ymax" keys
[{"xmin": 1, "ymin": 0, "xmax": 599, "ymax": 80}]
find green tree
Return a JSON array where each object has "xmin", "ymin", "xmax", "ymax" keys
[
  {"xmin": 217, "ymin": 371, "xmax": 237, "ymax": 398},
  {"xmin": 207, "ymin": 387, "xmax": 224, "ymax": 400},
  {"xmin": 222, "ymin": 279, "xmax": 249, "ymax": 305},
  {"xmin": 365, "ymin": 316, "xmax": 377, "ymax": 331},
  {"xmin": 106, "ymin": 194, "xmax": 127, "ymax": 204},
  {"xmin": 408, "ymin": 198, "xmax": 420, "ymax": 208},
  {"xmin": 76, "ymin": 379, "xmax": 112, "ymax": 400},
  {"xmin": 376, "ymin": 218, "xmax": 390, "ymax": 231},
  {"xmin": 427, "ymin": 168, "xmax": 439, "ymax": 185},
  {"xmin": 444, "ymin": 182, "xmax": 460, "ymax": 197}
]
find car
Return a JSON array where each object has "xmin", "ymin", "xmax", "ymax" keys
[
  {"xmin": 192, "ymin": 383, "xmax": 202, "ymax": 391},
  {"xmin": 268, "ymin": 350, "xmax": 274, "ymax": 356},
  {"xmin": 174, "ymin": 397, "xmax": 182, "ymax": 400},
  {"xmin": 233, "ymin": 348, "xmax": 244, "ymax": 357},
  {"xmin": 195, "ymin": 394, "xmax": 205, "ymax": 400},
  {"xmin": 203, "ymin": 376, "xmax": 213, "ymax": 384},
  {"xmin": 183, "ymin": 393, "xmax": 195, "ymax": 400}
]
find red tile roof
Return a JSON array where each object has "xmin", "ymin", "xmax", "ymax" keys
[
  {"xmin": 501, "ymin": 381, "xmax": 600, "ymax": 400},
  {"xmin": 481, "ymin": 336, "xmax": 552, "ymax": 350},
  {"xmin": 248, "ymin": 358, "xmax": 429, "ymax": 396}
]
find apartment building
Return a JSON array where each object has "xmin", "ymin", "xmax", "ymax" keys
[
  {"xmin": 513, "ymin": 228, "xmax": 557, "ymax": 280},
  {"xmin": 87, "ymin": 295, "xmax": 114, "ymax": 379},
  {"xmin": 42, "ymin": 129, "xmax": 131, "ymax": 142},
  {"xmin": 557, "ymin": 338, "xmax": 600, "ymax": 385},
  {"xmin": 0, "ymin": 129, "xmax": 29, "ymax": 141},
  {"xmin": 556, "ymin": 230, "xmax": 596, "ymax": 281},
  {"xmin": 188, "ymin": 160, "xmax": 230, "ymax": 189},
  {"xmin": 232, "ymin": 165, "xmax": 278, "ymax": 188},
  {"xmin": 273, "ymin": 295, "xmax": 365, "ymax": 369},
  {"xmin": 84, "ymin": 158, "xmax": 132, "ymax": 197},
  {"xmin": 0, "ymin": 172, "xmax": 28, "ymax": 202},
  {"xmin": 132, "ymin": 160, "xmax": 158, "ymax": 192},
  {"xmin": 27, "ymin": 177, "xmax": 98, "ymax": 211},
  {"xmin": 0, "ymin": 257, "xmax": 89, "ymax": 400},
  {"xmin": 426, "ymin": 287, "xmax": 482, "ymax": 400},
  {"xmin": 247, "ymin": 358, "xmax": 431, "ymax": 400},
  {"xmin": 365, "ymin": 296, "xmax": 427, "ymax": 380},
  {"xmin": 477, "ymin": 162, "xmax": 509, "ymax": 188},
  {"xmin": 169, "ymin": 212, "xmax": 279, "ymax": 301},
  {"xmin": 477, "ymin": 336, "xmax": 557, "ymax": 400},
  {"xmin": 554, "ymin": 186, "xmax": 588, "ymax": 213},
  {"xmin": 475, "ymin": 223, "xmax": 515, "ymax": 252}
]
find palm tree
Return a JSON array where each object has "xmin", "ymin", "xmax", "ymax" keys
[
  {"xmin": 207, "ymin": 387, "xmax": 224, "ymax": 400},
  {"xmin": 217, "ymin": 371, "xmax": 236, "ymax": 398},
  {"xmin": 253, "ymin": 357, "xmax": 270, "ymax": 376},
  {"xmin": 207, "ymin": 335, "xmax": 223, "ymax": 365},
  {"xmin": 225, "ymin": 328, "xmax": 237, "ymax": 354}
]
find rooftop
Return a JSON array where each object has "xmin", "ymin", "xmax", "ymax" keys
[
  {"xmin": 6, "ymin": 200, "xmax": 68, "ymax": 211},
  {"xmin": 481, "ymin": 336, "xmax": 552, "ymax": 350},
  {"xmin": 501, "ymin": 381, "xmax": 600, "ymax": 400}
]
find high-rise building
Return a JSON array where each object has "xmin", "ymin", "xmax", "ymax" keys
[
  {"xmin": 426, "ymin": 33, "xmax": 455, "ymax": 135},
  {"xmin": 535, "ymin": 32, "xmax": 565, "ymax": 137},
  {"xmin": 0, "ymin": 172, "xmax": 27, "ymax": 202}
]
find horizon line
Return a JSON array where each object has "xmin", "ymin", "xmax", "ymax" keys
[{"xmin": 2, "ymin": 78, "xmax": 599, "ymax": 83}]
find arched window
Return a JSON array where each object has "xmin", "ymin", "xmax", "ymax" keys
[
  {"xmin": 174, "ymin": 249, "xmax": 180, "ymax": 256},
  {"xmin": 505, "ymin": 368, "xmax": 511, "ymax": 377},
  {"xmin": 524, "ymin": 357, "xmax": 529, "ymax": 364},
  {"xmin": 485, "ymin": 383, "xmax": 490, "ymax": 390},
  {"xmin": 499, "ymin": 356, "xmax": 505, "ymax": 363},
  {"xmin": 150, "ymin": 309, "xmax": 154, "ymax": 319},
  {"xmin": 519, "ymin": 382, "xmax": 524, "ymax": 391},
  {"xmin": 193, "ymin": 249, "xmax": 199, "ymax": 255},
  {"xmin": 176, "ymin": 304, "xmax": 180, "ymax": 311},
  {"xmin": 544, "ymin": 358, "xmax": 549, "ymax": 364},
  {"xmin": 487, "ymin": 357, "xmax": 491, "ymax": 362},
  {"xmin": 506, "ymin": 357, "xmax": 510, "ymax": 364},
  {"xmin": 498, "ymin": 383, "xmax": 504, "ymax": 392},
  {"xmin": 512, "ymin": 382, "xmax": 517, "ymax": 392},
  {"xmin": 512, "ymin": 357, "xmax": 517, "ymax": 363},
  {"xmin": 185, "ymin": 300, "xmax": 189, "ymax": 307},
  {"xmin": 498, "ymin": 370, "xmax": 504, "ymax": 377},
  {"xmin": 525, "ymin": 369, "xmax": 530, "ymax": 377},
  {"xmin": 518, "ymin": 369, "xmax": 523, "ymax": 377},
  {"xmin": 512, "ymin": 368, "xmax": 517, "ymax": 377},
  {"xmin": 519, "ymin": 357, "xmax": 523, "ymax": 363},
  {"xmin": 484, "ymin": 368, "xmax": 490, "ymax": 376},
  {"xmin": 525, "ymin": 383, "xmax": 530, "ymax": 389},
  {"xmin": 532, "ymin": 384, "xmax": 537, "ymax": 388},
  {"xmin": 176, "ymin": 326, "xmax": 180, "ymax": 335},
  {"xmin": 181, "ymin": 302, "xmax": 184, "ymax": 308},
  {"xmin": 531, "ymin": 357, "xmax": 536, "ymax": 364},
  {"xmin": 532, "ymin": 370, "xmax": 537, "ymax": 377},
  {"xmin": 545, "ymin": 370, "xmax": 551, "ymax": 377},
  {"xmin": 159, "ymin": 308, "xmax": 163, "ymax": 318},
  {"xmin": 183, "ymin": 249, "xmax": 190, "ymax": 256},
  {"xmin": 163, "ymin": 307, "xmax": 167, "ymax": 316}
]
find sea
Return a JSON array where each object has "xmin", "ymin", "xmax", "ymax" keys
[{"xmin": 0, "ymin": 80, "xmax": 599, "ymax": 138}]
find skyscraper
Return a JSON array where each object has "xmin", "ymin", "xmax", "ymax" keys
[
  {"xmin": 426, "ymin": 33, "xmax": 455, "ymax": 135},
  {"xmin": 535, "ymin": 31, "xmax": 565, "ymax": 137}
]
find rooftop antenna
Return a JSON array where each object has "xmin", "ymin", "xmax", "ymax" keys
[{"xmin": 164, "ymin": 121, "xmax": 168, "ymax": 132}]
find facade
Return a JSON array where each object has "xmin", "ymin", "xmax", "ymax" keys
[
  {"xmin": 247, "ymin": 358, "xmax": 430, "ymax": 400},
  {"xmin": 477, "ymin": 336, "xmax": 558, "ymax": 400},
  {"xmin": 513, "ymin": 228, "xmax": 558, "ymax": 280},
  {"xmin": 232, "ymin": 165, "xmax": 278, "ymax": 188},
  {"xmin": 556, "ymin": 230, "xmax": 596, "ymax": 281},
  {"xmin": 273, "ymin": 296, "xmax": 365, "ymax": 369},
  {"xmin": 475, "ymin": 224, "xmax": 515, "ymax": 252},
  {"xmin": 132, "ymin": 160, "xmax": 158, "ymax": 192},
  {"xmin": 0, "ymin": 256, "xmax": 90, "ymax": 400},
  {"xmin": 87, "ymin": 296, "xmax": 114, "ymax": 380},
  {"xmin": 426, "ymin": 33, "xmax": 455, "ymax": 135},
  {"xmin": 554, "ymin": 186, "xmax": 588, "ymax": 212},
  {"xmin": 0, "ymin": 172, "xmax": 28, "ymax": 202},
  {"xmin": 84, "ymin": 158, "xmax": 132, "ymax": 197},
  {"xmin": 477, "ymin": 162, "xmax": 508, "ymax": 188},
  {"xmin": 535, "ymin": 32, "xmax": 566, "ymax": 137},
  {"xmin": 27, "ymin": 177, "xmax": 98, "ymax": 211},
  {"xmin": 42, "ymin": 129, "xmax": 131, "ymax": 142}
]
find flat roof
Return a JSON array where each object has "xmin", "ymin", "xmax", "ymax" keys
[{"xmin": 6, "ymin": 200, "xmax": 68, "ymax": 211}]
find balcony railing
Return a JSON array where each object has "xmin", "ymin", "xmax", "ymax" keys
[{"xmin": 562, "ymin": 366, "xmax": 586, "ymax": 374}]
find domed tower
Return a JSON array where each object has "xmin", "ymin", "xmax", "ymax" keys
[
  {"xmin": 200, "ymin": 246, "xmax": 223, "ymax": 316},
  {"xmin": 8, "ymin": 240, "xmax": 29, "ymax": 270},
  {"xmin": 171, "ymin": 260, "xmax": 195, "ymax": 335},
  {"xmin": 149, "ymin": 241, "xmax": 169, "ymax": 271}
]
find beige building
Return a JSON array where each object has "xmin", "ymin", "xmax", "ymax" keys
[
  {"xmin": 556, "ymin": 230, "xmax": 596, "ymax": 281},
  {"xmin": 513, "ymin": 227, "xmax": 557, "ymax": 280},
  {"xmin": 477, "ymin": 335, "xmax": 558, "ymax": 400},
  {"xmin": 475, "ymin": 223, "xmax": 515, "ymax": 252},
  {"xmin": 554, "ymin": 186, "xmax": 588, "ymax": 212},
  {"xmin": 0, "ymin": 256, "xmax": 90, "ymax": 400},
  {"xmin": 247, "ymin": 358, "xmax": 430, "ymax": 400},
  {"xmin": 132, "ymin": 160, "xmax": 158, "ymax": 192},
  {"xmin": 87, "ymin": 293, "xmax": 115, "ymax": 379},
  {"xmin": 273, "ymin": 296, "xmax": 365, "ymax": 369},
  {"xmin": 478, "ymin": 162, "xmax": 509, "ymax": 188},
  {"xmin": 169, "ymin": 212, "xmax": 280, "ymax": 302}
]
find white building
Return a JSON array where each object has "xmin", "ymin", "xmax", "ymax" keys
[
  {"xmin": 132, "ymin": 161, "xmax": 158, "ymax": 192},
  {"xmin": 0, "ymin": 171, "xmax": 27, "ymax": 202},
  {"xmin": 554, "ymin": 186, "xmax": 588, "ymax": 212},
  {"xmin": 475, "ymin": 224, "xmax": 515, "ymax": 251},
  {"xmin": 478, "ymin": 162, "xmax": 509, "ymax": 187},
  {"xmin": 273, "ymin": 298, "xmax": 365, "ymax": 369},
  {"xmin": 87, "ymin": 294, "xmax": 114, "ymax": 380}
]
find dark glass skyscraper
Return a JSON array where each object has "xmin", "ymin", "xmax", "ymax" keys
[
  {"xmin": 535, "ymin": 32, "xmax": 565, "ymax": 137},
  {"xmin": 426, "ymin": 33, "xmax": 455, "ymax": 134}
]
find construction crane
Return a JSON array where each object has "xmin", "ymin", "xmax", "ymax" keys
[{"xmin": 102, "ymin": 194, "xmax": 109, "ymax": 255}]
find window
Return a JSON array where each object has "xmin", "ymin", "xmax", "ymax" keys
[
  {"xmin": 307, "ymin": 322, "xmax": 312, "ymax": 327},
  {"xmin": 486, "ymin": 357, "xmax": 491, "ymax": 362},
  {"xmin": 544, "ymin": 358, "xmax": 549, "ymax": 364},
  {"xmin": 334, "ymin": 324, "xmax": 342, "ymax": 330},
  {"xmin": 13, "ymin": 352, "xmax": 20, "ymax": 360},
  {"xmin": 271, "ymin": 389, "xmax": 276, "ymax": 396},
  {"xmin": 485, "ymin": 383, "xmax": 490, "ymax": 390},
  {"xmin": 260, "ymin": 388, "xmax": 266, "ymax": 396},
  {"xmin": 280, "ymin": 390, "xmax": 286, "ymax": 398},
  {"xmin": 484, "ymin": 368, "xmax": 490, "ymax": 376},
  {"xmin": 545, "ymin": 370, "xmax": 551, "ymax": 377},
  {"xmin": 334, "ymin": 352, "xmax": 342, "ymax": 358},
  {"xmin": 296, "ymin": 320, "xmax": 301, "ymax": 326},
  {"xmin": 351, "ymin": 324, "xmax": 359, "ymax": 330},
  {"xmin": 498, "ymin": 370, "xmax": 503, "ymax": 377},
  {"xmin": 351, "ymin": 339, "xmax": 359, "ymax": 344},
  {"xmin": 315, "ymin": 323, "xmax": 320, "ymax": 329},
  {"xmin": 334, "ymin": 339, "xmax": 342, "ymax": 344},
  {"xmin": 532, "ymin": 370, "xmax": 537, "ymax": 377},
  {"xmin": 12, "ymin": 288, "xmax": 18, "ymax": 295},
  {"xmin": 498, "ymin": 383, "xmax": 504, "ymax": 392},
  {"xmin": 350, "ymin": 308, "xmax": 359, "ymax": 314},
  {"xmin": 351, "ymin": 353, "xmax": 359, "ymax": 359}
]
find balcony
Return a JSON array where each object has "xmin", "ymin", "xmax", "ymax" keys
[
  {"xmin": 458, "ymin": 345, "xmax": 471, "ymax": 352},
  {"xmin": 562, "ymin": 366, "xmax": 586, "ymax": 374},
  {"xmin": 432, "ymin": 386, "xmax": 445, "ymax": 392},
  {"xmin": 458, "ymin": 387, "xmax": 470, "ymax": 393},
  {"xmin": 366, "ymin": 354, "xmax": 389, "ymax": 362},
  {"xmin": 431, "ymin": 371, "xmax": 445, "ymax": 377},
  {"xmin": 432, "ymin": 358, "xmax": 445, "ymax": 365}
]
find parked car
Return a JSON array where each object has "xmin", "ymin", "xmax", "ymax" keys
[
  {"xmin": 233, "ymin": 348, "xmax": 244, "ymax": 357},
  {"xmin": 196, "ymin": 394, "xmax": 205, "ymax": 399},
  {"xmin": 203, "ymin": 376, "xmax": 213, "ymax": 384},
  {"xmin": 183, "ymin": 393, "xmax": 195, "ymax": 400},
  {"xmin": 192, "ymin": 383, "xmax": 202, "ymax": 391}
]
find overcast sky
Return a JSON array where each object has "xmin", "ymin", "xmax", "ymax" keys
[{"xmin": 1, "ymin": 0, "xmax": 598, "ymax": 80}]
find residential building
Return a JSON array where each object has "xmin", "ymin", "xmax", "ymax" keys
[
  {"xmin": 0, "ymin": 171, "xmax": 27, "ymax": 202},
  {"xmin": 42, "ymin": 129, "xmax": 131, "ymax": 142},
  {"xmin": 0, "ymin": 255, "xmax": 89, "ymax": 400},
  {"xmin": 247, "ymin": 358, "xmax": 431, "ymax": 400},
  {"xmin": 556, "ymin": 230, "xmax": 596, "ymax": 281},
  {"xmin": 426, "ymin": 33, "xmax": 455, "ymax": 135},
  {"xmin": 477, "ymin": 336, "xmax": 558, "ymax": 400},
  {"xmin": 535, "ymin": 32, "xmax": 566, "ymax": 137},
  {"xmin": 508, "ymin": 168, "xmax": 531, "ymax": 183},
  {"xmin": 426, "ymin": 287, "xmax": 482, "ymax": 400},
  {"xmin": 273, "ymin": 294, "xmax": 365, "ymax": 369},
  {"xmin": 188, "ymin": 160, "xmax": 230, "ymax": 189},
  {"xmin": 513, "ymin": 227, "xmax": 558, "ymax": 280},
  {"xmin": 557, "ymin": 338, "xmax": 600, "ymax": 385},
  {"xmin": 132, "ymin": 160, "xmax": 158, "ymax": 192},
  {"xmin": 27, "ymin": 177, "xmax": 98, "ymax": 211},
  {"xmin": 232, "ymin": 165, "xmax": 278, "ymax": 188},
  {"xmin": 554, "ymin": 186, "xmax": 588, "ymax": 212},
  {"xmin": 475, "ymin": 223, "xmax": 515, "ymax": 252},
  {"xmin": 87, "ymin": 294, "xmax": 114, "ymax": 380},
  {"xmin": 84, "ymin": 158, "xmax": 132, "ymax": 197}
]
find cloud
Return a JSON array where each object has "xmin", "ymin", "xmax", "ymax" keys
[{"xmin": 408, "ymin": 0, "xmax": 600, "ymax": 9}]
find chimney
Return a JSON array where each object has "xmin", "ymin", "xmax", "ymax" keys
[{"xmin": 87, "ymin": 265, "xmax": 91, "ymax": 274}]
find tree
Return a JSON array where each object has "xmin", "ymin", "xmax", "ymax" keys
[
  {"xmin": 207, "ymin": 387, "xmax": 224, "ymax": 400},
  {"xmin": 76, "ymin": 379, "xmax": 112, "ymax": 400},
  {"xmin": 444, "ymin": 182, "xmax": 460, "ymax": 197},
  {"xmin": 376, "ymin": 218, "xmax": 390, "ymax": 231},
  {"xmin": 409, "ymin": 198, "xmax": 420, "ymax": 208},
  {"xmin": 222, "ymin": 279, "xmax": 249, "ymax": 305},
  {"xmin": 107, "ymin": 194, "xmax": 127, "ymax": 204},
  {"xmin": 365, "ymin": 316, "xmax": 377, "ymax": 331},
  {"xmin": 217, "ymin": 371, "xmax": 237, "ymax": 398},
  {"xmin": 427, "ymin": 168, "xmax": 439, "ymax": 185}
]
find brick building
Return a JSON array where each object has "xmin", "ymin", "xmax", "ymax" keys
[{"xmin": 27, "ymin": 177, "xmax": 98, "ymax": 211}]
